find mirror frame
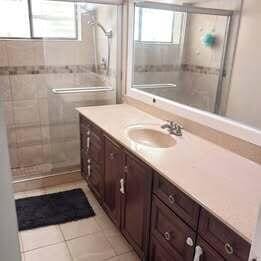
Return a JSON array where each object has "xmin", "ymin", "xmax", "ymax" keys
[{"xmin": 125, "ymin": 0, "xmax": 261, "ymax": 146}]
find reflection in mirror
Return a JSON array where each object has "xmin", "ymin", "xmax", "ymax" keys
[{"xmin": 131, "ymin": 1, "xmax": 261, "ymax": 131}]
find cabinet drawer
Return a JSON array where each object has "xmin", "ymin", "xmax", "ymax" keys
[
  {"xmin": 195, "ymin": 237, "xmax": 225, "ymax": 261},
  {"xmin": 149, "ymin": 236, "xmax": 176, "ymax": 261},
  {"xmin": 153, "ymin": 173, "xmax": 200, "ymax": 229},
  {"xmin": 199, "ymin": 209, "xmax": 250, "ymax": 261},
  {"xmin": 151, "ymin": 196, "xmax": 196, "ymax": 261}
]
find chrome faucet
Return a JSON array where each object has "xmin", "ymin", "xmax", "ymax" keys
[{"xmin": 161, "ymin": 121, "xmax": 183, "ymax": 136}]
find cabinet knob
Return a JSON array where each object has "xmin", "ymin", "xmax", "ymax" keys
[
  {"xmin": 109, "ymin": 153, "xmax": 114, "ymax": 160},
  {"xmin": 164, "ymin": 232, "xmax": 171, "ymax": 241},
  {"xmin": 224, "ymin": 243, "xmax": 234, "ymax": 255},
  {"xmin": 168, "ymin": 195, "xmax": 175, "ymax": 204},
  {"xmin": 87, "ymin": 159, "xmax": 91, "ymax": 177},
  {"xmin": 186, "ymin": 237, "xmax": 194, "ymax": 247}
]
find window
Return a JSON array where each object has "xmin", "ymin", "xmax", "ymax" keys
[
  {"xmin": 134, "ymin": 6, "xmax": 183, "ymax": 44},
  {"xmin": 0, "ymin": 0, "xmax": 77, "ymax": 39}
]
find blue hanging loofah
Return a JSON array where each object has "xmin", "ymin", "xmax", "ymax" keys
[{"xmin": 201, "ymin": 33, "xmax": 216, "ymax": 47}]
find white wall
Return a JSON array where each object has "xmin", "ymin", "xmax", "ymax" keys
[
  {"xmin": 226, "ymin": 0, "xmax": 261, "ymax": 130},
  {"xmin": 0, "ymin": 102, "xmax": 21, "ymax": 261}
]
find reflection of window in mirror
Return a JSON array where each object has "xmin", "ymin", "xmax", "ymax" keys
[{"xmin": 134, "ymin": 7, "xmax": 183, "ymax": 44}]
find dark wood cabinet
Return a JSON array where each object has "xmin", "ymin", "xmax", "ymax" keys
[
  {"xmin": 150, "ymin": 196, "xmax": 196, "ymax": 261},
  {"xmin": 121, "ymin": 152, "xmax": 152, "ymax": 259},
  {"xmin": 199, "ymin": 209, "xmax": 251, "ymax": 261},
  {"xmin": 153, "ymin": 173, "xmax": 200, "ymax": 230},
  {"xmin": 79, "ymin": 115, "xmax": 104, "ymax": 203},
  {"xmin": 79, "ymin": 114, "xmax": 251, "ymax": 261},
  {"xmin": 103, "ymin": 136, "xmax": 124, "ymax": 228},
  {"xmin": 149, "ymin": 236, "xmax": 176, "ymax": 261}
]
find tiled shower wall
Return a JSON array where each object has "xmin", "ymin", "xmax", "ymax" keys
[{"xmin": 0, "ymin": 7, "xmax": 117, "ymax": 180}]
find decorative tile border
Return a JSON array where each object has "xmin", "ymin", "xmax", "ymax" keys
[
  {"xmin": 0, "ymin": 64, "xmax": 96, "ymax": 76},
  {"xmin": 181, "ymin": 64, "xmax": 220, "ymax": 75},
  {"xmin": 134, "ymin": 64, "xmax": 220, "ymax": 75}
]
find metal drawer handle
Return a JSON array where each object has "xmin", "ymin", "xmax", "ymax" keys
[
  {"xmin": 87, "ymin": 159, "xmax": 91, "ymax": 177},
  {"xmin": 120, "ymin": 178, "xmax": 125, "ymax": 194},
  {"xmin": 168, "ymin": 195, "xmax": 175, "ymax": 204},
  {"xmin": 86, "ymin": 131, "xmax": 90, "ymax": 151},
  {"xmin": 164, "ymin": 232, "xmax": 171, "ymax": 241},
  {"xmin": 193, "ymin": 245, "xmax": 203, "ymax": 261},
  {"xmin": 225, "ymin": 243, "xmax": 234, "ymax": 255}
]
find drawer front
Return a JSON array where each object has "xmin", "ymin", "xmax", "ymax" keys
[
  {"xmin": 151, "ymin": 196, "xmax": 196, "ymax": 261},
  {"xmin": 153, "ymin": 173, "xmax": 200, "ymax": 229},
  {"xmin": 199, "ymin": 209, "xmax": 250, "ymax": 261},
  {"xmin": 149, "ymin": 236, "xmax": 177, "ymax": 261},
  {"xmin": 196, "ymin": 237, "xmax": 225, "ymax": 261}
]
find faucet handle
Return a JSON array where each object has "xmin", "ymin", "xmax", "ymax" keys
[{"xmin": 174, "ymin": 123, "xmax": 183, "ymax": 130}]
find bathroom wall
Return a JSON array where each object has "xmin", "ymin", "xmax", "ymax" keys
[
  {"xmin": 0, "ymin": 7, "xmax": 116, "ymax": 180},
  {"xmin": 226, "ymin": 0, "xmax": 261, "ymax": 130}
]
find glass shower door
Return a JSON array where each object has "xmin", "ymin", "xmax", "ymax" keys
[{"xmin": 41, "ymin": 1, "xmax": 120, "ymax": 175}]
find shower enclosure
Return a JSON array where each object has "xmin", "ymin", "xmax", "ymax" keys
[{"xmin": 0, "ymin": 0, "xmax": 121, "ymax": 181}]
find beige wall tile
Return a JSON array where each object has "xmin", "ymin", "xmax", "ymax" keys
[
  {"xmin": 38, "ymin": 98, "xmax": 49, "ymax": 125},
  {"xmin": 10, "ymin": 75, "xmax": 37, "ymax": 101},
  {"xmin": 16, "ymin": 126, "xmax": 42, "ymax": 146},
  {"xmin": 20, "ymin": 225, "xmax": 64, "ymax": 252},
  {"xmin": 24, "ymin": 242, "xmax": 71, "ymax": 261},
  {"xmin": 67, "ymin": 232, "xmax": 116, "ymax": 261},
  {"xmin": 0, "ymin": 42, "xmax": 9, "ymax": 66},
  {"xmin": 0, "ymin": 76, "xmax": 11, "ymax": 101},
  {"xmin": 2, "ymin": 101, "xmax": 14, "ymax": 126},
  {"xmin": 13, "ymin": 100, "xmax": 40, "ymax": 126},
  {"xmin": 17, "ymin": 145, "xmax": 44, "ymax": 167},
  {"xmin": 6, "ymin": 41, "xmax": 44, "ymax": 66}
]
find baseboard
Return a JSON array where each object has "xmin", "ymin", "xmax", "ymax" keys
[{"xmin": 13, "ymin": 170, "xmax": 83, "ymax": 193}]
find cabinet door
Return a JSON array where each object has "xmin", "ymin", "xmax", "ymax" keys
[
  {"xmin": 150, "ymin": 236, "xmax": 176, "ymax": 261},
  {"xmin": 104, "ymin": 136, "xmax": 124, "ymax": 228},
  {"xmin": 121, "ymin": 153, "xmax": 152, "ymax": 259},
  {"xmin": 79, "ymin": 115, "xmax": 91, "ymax": 179},
  {"xmin": 151, "ymin": 196, "xmax": 196, "ymax": 261},
  {"xmin": 194, "ymin": 237, "xmax": 225, "ymax": 261}
]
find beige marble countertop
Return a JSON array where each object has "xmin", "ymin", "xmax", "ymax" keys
[{"xmin": 77, "ymin": 104, "xmax": 261, "ymax": 243}]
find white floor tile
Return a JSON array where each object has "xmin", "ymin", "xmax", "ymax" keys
[
  {"xmin": 67, "ymin": 232, "xmax": 115, "ymax": 261},
  {"xmin": 95, "ymin": 214, "xmax": 119, "ymax": 237},
  {"xmin": 24, "ymin": 242, "xmax": 72, "ymax": 261},
  {"xmin": 20, "ymin": 225, "xmax": 64, "ymax": 252},
  {"xmin": 60, "ymin": 218, "xmax": 101, "ymax": 240},
  {"xmin": 106, "ymin": 234, "xmax": 132, "ymax": 255},
  {"xmin": 106, "ymin": 252, "xmax": 141, "ymax": 261}
]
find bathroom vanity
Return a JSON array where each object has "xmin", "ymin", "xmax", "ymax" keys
[{"xmin": 77, "ymin": 104, "xmax": 261, "ymax": 261}]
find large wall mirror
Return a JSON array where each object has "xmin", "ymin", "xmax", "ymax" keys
[{"xmin": 130, "ymin": 0, "xmax": 261, "ymax": 141}]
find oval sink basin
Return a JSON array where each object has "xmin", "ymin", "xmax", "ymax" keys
[{"xmin": 126, "ymin": 125, "xmax": 176, "ymax": 148}]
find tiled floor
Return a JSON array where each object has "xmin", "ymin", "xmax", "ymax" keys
[{"xmin": 15, "ymin": 181, "xmax": 140, "ymax": 261}]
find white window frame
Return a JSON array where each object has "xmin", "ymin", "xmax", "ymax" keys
[
  {"xmin": 135, "ymin": 7, "xmax": 181, "ymax": 45},
  {"xmin": 124, "ymin": 0, "xmax": 261, "ymax": 146},
  {"xmin": 0, "ymin": 0, "xmax": 78, "ymax": 40}
]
